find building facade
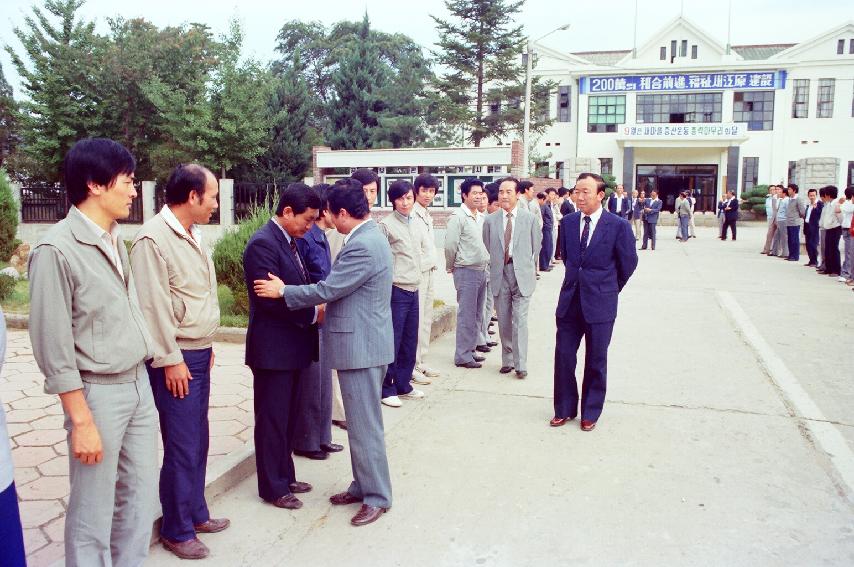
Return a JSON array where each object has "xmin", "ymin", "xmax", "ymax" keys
[{"xmin": 528, "ymin": 17, "xmax": 854, "ymax": 212}]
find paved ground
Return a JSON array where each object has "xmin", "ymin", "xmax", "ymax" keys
[
  {"xmin": 5, "ymin": 222, "xmax": 854, "ymax": 565},
  {"xmin": 1, "ymin": 337, "xmax": 254, "ymax": 567},
  {"xmin": 140, "ymin": 223, "xmax": 854, "ymax": 566}
]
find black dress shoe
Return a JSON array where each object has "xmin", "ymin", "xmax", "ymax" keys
[
  {"xmin": 515, "ymin": 370, "xmax": 527, "ymax": 379},
  {"xmin": 455, "ymin": 361, "xmax": 482, "ymax": 369},
  {"xmin": 488, "ymin": 329, "xmax": 496, "ymax": 335},
  {"xmin": 473, "ymin": 354, "xmax": 486, "ymax": 362},
  {"xmin": 321, "ymin": 443, "xmax": 344, "ymax": 453},
  {"xmin": 294, "ymin": 449, "xmax": 328, "ymax": 460},
  {"xmin": 499, "ymin": 366, "xmax": 514, "ymax": 374},
  {"xmin": 490, "ymin": 316, "xmax": 498, "ymax": 322},
  {"xmin": 475, "ymin": 345, "xmax": 491, "ymax": 353},
  {"xmin": 486, "ymin": 341, "xmax": 498, "ymax": 347}
]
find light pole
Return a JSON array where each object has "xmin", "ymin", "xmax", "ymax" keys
[{"xmin": 522, "ymin": 24, "xmax": 570, "ymax": 178}]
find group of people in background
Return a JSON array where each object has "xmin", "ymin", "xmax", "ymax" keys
[{"xmin": 762, "ymin": 182, "xmax": 854, "ymax": 291}]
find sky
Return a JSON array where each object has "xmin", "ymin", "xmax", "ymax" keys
[{"xmin": 1, "ymin": 0, "xmax": 852, "ymax": 97}]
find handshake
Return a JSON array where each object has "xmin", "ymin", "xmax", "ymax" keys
[{"xmin": 254, "ymin": 272, "xmax": 326, "ymax": 324}]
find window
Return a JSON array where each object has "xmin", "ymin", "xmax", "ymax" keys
[
  {"xmin": 587, "ymin": 95, "xmax": 626, "ymax": 133},
  {"xmin": 536, "ymin": 86, "xmax": 550, "ymax": 122},
  {"xmin": 556, "ymin": 161, "xmax": 565, "ymax": 181},
  {"xmin": 733, "ymin": 91, "xmax": 774, "ymax": 130},
  {"xmin": 557, "ymin": 85, "xmax": 571, "ymax": 122},
  {"xmin": 660, "ymin": 46, "xmax": 666, "ymax": 60},
  {"xmin": 534, "ymin": 161, "xmax": 550, "ymax": 177},
  {"xmin": 850, "ymin": 39, "xmax": 854, "ymax": 54},
  {"xmin": 848, "ymin": 161, "xmax": 854, "ymax": 189},
  {"xmin": 670, "ymin": 40, "xmax": 677, "ymax": 61},
  {"xmin": 636, "ymin": 93, "xmax": 722, "ymax": 124},
  {"xmin": 691, "ymin": 45, "xmax": 698, "ymax": 59},
  {"xmin": 680, "ymin": 40, "xmax": 688, "ymax": 57},
  {"xmin": 788, "ymin": 161, "xmax": 798, "ymax": 186},
  {"xmin": 792, "ymin": 79, "xmax": 809, "ymax": 118},
  {"xmin": 742, "ymin": 157, "xmax": 759, "ymax": 192},
  {"xmin": 600, "ymin": 158, "xmax": 613, "ymax": 176},
  {"xmin": 817, "ymin": 78, "xmax": 835, "ymax": 118},
  {"xmin": 839, "ymin": 39, "xmax": 845, "ymax": 54}
]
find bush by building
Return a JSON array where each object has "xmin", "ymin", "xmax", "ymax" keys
[{"xmin": 0, "ymin": 168, "xmax": 18, "ymax": 261}]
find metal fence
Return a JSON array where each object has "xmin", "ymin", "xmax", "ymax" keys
[
  {"xmin": 233, "ymin": 181, "xmax": 287, "ymax": 222},
  {"xmin": 21, "ymin": 181, "xmax": 144, "ymax": 223},
  {"xmin": 153, "ymin": 183, "xmax": 221, "ymax": 224}
]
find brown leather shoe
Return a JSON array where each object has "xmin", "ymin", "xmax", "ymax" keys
[
  {"xmin": 549, "ymin": 416, "xmax": 573, "ymax": 427},
  {"xmin": 161, "ymin": 537, "xmax": 209, "ymax": 560},
  {"xmin": 194, "ymin": 518, "xmax": 230, "ymax": 533},
  {"xmin": 329, "ymin": 491, "xmax": 362, "ymax": 505},
  {"xmin": 580, "ymin": 420, "xmax": 597, "ymax": 431},
  {"xmin": 289, "ymin": 481, "xmax": 313, "ymax": 494},
  {"xmin": 272, "ymin": 494, "xmax": 303, "ymax": 509},
  {"xmin": 332, "ymin": 420, "xmax": 348, "ymax": 430},
  {"xmin": 350, "ymin": 504, "xmax": 387, "ymax": 526}
]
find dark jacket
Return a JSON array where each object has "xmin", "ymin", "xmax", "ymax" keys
[
  {"xmin": 541, "ymin": 203, "xmax": 554, "ymax": 232},
  {"xmin": 297, "ymin": 224, "xmax": 332, "ymax": 284},
  {"xmin": 243, "ymin": 219, "xmax": 318, "ymax": 370},
  {"xmin": 607, "ymin": 195, "xmax": 631, "ymax": 219},
  {"xmin": 722, "ymin": 197, "xmax": 739, "ymax": 221},
  {"xmin": 804, "ymin": 201, "xmax": 823, "ymax": 235},
  {"xmin": 556, "ymin": 211, "xmax": 638, "ymax": 324}
]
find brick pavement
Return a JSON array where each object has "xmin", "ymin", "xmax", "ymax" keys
[{"xmin": 0, "ymin": 329, "xmax": 254, "ymax": 567}]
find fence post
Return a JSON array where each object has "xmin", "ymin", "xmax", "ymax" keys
[
  {"xmin": 219, "ymin": 179, "xmax": 234, "ymax": 226},
  {"xmin": 11, "ymin": 182, "xmax": 22, "ymax": 223},
  {"xmin": 142, "ymin": 180, "xmax": 156, "ymax": 221}
]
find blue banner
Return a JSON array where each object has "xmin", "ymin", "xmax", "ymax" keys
[{"xmin": 579, "ymin": 70, "xmax": 786, "ymax": 94}]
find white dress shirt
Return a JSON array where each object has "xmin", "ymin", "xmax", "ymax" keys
[
  {"xmin": 579, "ymin": 205, "xmax": 604, "ymax": 247},
  {"xmin": 501, "ymin": 203, "xmax": 521, "ymax": 259}
]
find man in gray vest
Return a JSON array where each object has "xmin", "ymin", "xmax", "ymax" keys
[
  {"xmin": 482, "ymin": 177, "xmax": 542, "ymax": 378},
  {"xmin": 28, "ymin": 138, "xmax": 158, "ymax": 567},
  {"xmin": 254, "ymin": 180, "xmax": 394, "ymax": 527}
]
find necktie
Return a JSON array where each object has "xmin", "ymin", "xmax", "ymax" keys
[
  {"xmin": 503, "ymin": 212, "xmax": 513, "ymax": 264},
  {"xmin": 289, "ymin": 238, "xmax": 310, "ymax": 282},
  {"xmin": 580, "ymin": 216, "xmax": 591, "ymax": 254}
]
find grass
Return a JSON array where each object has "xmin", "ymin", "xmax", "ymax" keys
[
  {"xmin": 218, "ymin": 284, "xmax": 248, "ymax": 328},
  {"xmin": 1, "ymin": 279, "xmax": 29, "ymax": 314}
]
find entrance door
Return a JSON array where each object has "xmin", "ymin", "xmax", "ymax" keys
[{"xmin": 636, "ymin": 165, "xmax": 718, "ymax": 213}]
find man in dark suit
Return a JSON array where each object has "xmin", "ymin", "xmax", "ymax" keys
[
  {"xmin": 607, "ymin": 184, "xmax": 631, "ymax": 219},
  {"xmin": 243, "ymin": 185, "xmax": 322, "ymax": 510},
  {"xmin": 720, "ymin": 190, "xmax": 739, "ymax": 241},
  {"xmin": 551, "ymin": 173, "xmax": 638, "ymax": 431},
  {"xmin": 641, "ymin": 190, "xmax": 662, "ymax": 250},
  {"xmin": 803, "ymin": 188, "xmax": 822, "ymax": 267},
  {"xmin": 538, "ymin": 192, "xmax": 554, "ymax": 271}
]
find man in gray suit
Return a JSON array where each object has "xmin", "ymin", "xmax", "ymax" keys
[
  {"xmin": 254, "ymin": 180, "xmax": 394, "ymax": 527},
  {"xmin": 640, "ymin": 190, "xmax": 662, "ymax": 250},
  {"xmin": 483, "ymin": 178, "xmax": 542, "ymax": 379}
]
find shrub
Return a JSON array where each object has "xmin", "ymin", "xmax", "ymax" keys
[
  {"xmin": 739, "ymin": 185, "xmax": 769, "ymax": 214},
  {"xmin": 0, "ymin": 169, "xmax": 18, "ymax": 261},
  {"xmin": 0, "ymin": 273, "xmax": 15, "ymax": 301},
  {"xmin": 212, "ymin": 202, "xmax": 274, "ymax": 316}
]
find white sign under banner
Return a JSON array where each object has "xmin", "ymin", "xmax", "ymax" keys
[{"xmin": 618, "ymin": 123, "xmax": 748, "ymax": 139}]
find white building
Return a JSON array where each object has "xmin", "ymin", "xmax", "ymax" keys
[{"xmin": 529, "ymin": 17, "xmax": 854, "ymax": 212}]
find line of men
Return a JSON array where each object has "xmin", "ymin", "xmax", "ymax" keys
[
  {"xmin": 762, "ymin": 182, "xmax": 854, "ymax": 290},
  {"xmin": 22, "ymin": 138, "xmax": 409, "ymax": 566}
]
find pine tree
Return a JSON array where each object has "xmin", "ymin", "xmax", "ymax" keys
[
  {"xmin": 325, "ymin": 15, "xmax": 389, "ymax": 150},
  {"xmin": 432, "ymin": 0, "xmax": 552, "ymax": 146},
  {"xmin": 258, "ymin": 51, "xmax": 318, "ymax": 181},
  {"xmin": 5, "ymin": 0, "xmax": 101, "ymax": 181},
  {"xmin": 0, "ymin": 64, "xmax": 18, "ymax": 169}
]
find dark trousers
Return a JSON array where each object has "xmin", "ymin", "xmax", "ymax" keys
[
  {"xmin": 147, "ymin": 348, "xmax": 212, "ymax": 542},
  {"xmin": 383, "ymin": 286, "xmax": 419, "ymax": 398},
  {"xmin": 721, "ymin": 217, "xmax": 737, "ymax": 240},
  {"xmin": 294, "ymin": 332, "xmax": 333, "ymax": 452},
  {"xmin": 805, "ymin": 226, "xmax": 819, "ymax": 265},
  {"xmin": 553, "ymin": 291, "xmax": 615, "ymax": 423},
  {"xmin": 539, "ymin": 228, "xmax": 554, "ymax": 270},
  {"xmin": 252, "ymin": 367, "xmax": 302, "ymax": 501},
  {"xmin": 825, "ymin": 227, "xmax": 842, "ymax": 274},
  {"xmin": 642, "ymin": 221, "xmax": 657, "ymax": 249},
  {"xmin": 555, "ymin": 225, "xmax": 563, "ymax": 260},
  {"xmin": 787, "ymin": 226, "xmax": 800, "ymax": 260},
  {"xmin": 0, "ymin": 482, "xmax": 26, "ymax": 567}
]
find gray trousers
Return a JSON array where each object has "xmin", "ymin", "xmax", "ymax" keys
[
  {"xmin": 843, "ymin": 233, "xmax": 854, "ymax": 278},
  {"xmin": 415, "ymin": 269, "xmax": 435, "ymax": 371},
  {"xmin": 452, "ymin": 267, "xmax": 488, "ymax": 365},
  {"xmin": 495, "ymin": 264, "xmax": 531, "ymax": 372},
  {"xmin": 818, "ymin": 228, "xmax": 827, "ymax": 269},
  {"xmin": 632, "ymin": 218, "xmax": 642, "ymax": 240},
  {"xmin": 763, "ymin": 220, "xmax": 777, "ymax": 253},
  {"xmin": 772, "ymin": 220, "xmax": 789, "ymax": 256},
  {"xmin": 338, "ymin": 365, "xmax": 392, "ymax": 509},
  {"xmin": 478, "ymin": 279, "xmax": 494, "ymax": 346},
  {"xmin": 294, "ymin": 333, "xmax": 333, "ymax": 451},
  {"xmin": 65, "ymin": 369, "xmax": 158, "ymax": 567}
]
